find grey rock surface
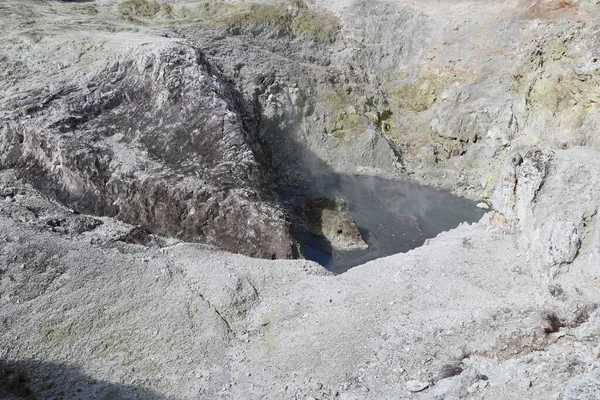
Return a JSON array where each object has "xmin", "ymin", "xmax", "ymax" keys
[
  {"xmin": 2, "ymin": 146, "xmax": 600, "ymax": 398},
  {"xmin": 493, "ymin": 147, "xmax": 600, "ymax": 277},
  {"xmin": 2, "ymin": 0, "xmax": 600, "ymax": 399},
  {"xmin": 0, "ymin": 3, "xmax": 301, "ymax": 259},
  {"xmin": 406, "ymin": 380, "xmax": 430, "ymax": 393}
]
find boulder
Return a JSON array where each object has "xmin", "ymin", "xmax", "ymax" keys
[{"xmin": 303, "ymin": 197, "xmax": 368, "ymax": 251}]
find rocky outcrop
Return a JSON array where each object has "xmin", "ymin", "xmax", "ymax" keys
[
  {"xmin": 165, "ymin": 0, "xmax": 599, "ymax": 201},
  {"xmin": 493, "ymin": 148, "xmax": 554, "ymax": 226},
  {"xmin": 303, "ymin": 197, "xmax": 368, "ymax": 251},
  {"xmin": 493, "ymin": 147, "xmax": 600, "ymax": 275},
  {"xmin": 0, "ymin": 10, "xmax": 302, "ymax": 259}
]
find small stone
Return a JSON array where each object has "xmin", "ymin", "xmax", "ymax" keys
[
  {"xmin": 310, "ymin": 381, "xmax": 323, "ymax": 391},
  {"xmin": 428, "ymin": 376, "xmax": 459, "ymax": 397},
  {"xmin": 479, "ymin": 177, "xmax": 488, "ymax": 189},
  {"xmin": 406, "ymin": 380, "xmax": 429, "ymax": 392},
  {"xmin": 519, "ymin": 379, "xmax": 532, "ymax": 390},
  {"xmin": 476, "ymin": 202, "xmax": 490, "ymax": 209},
  {"xmin": 467, "ymin": 382, "xmax": 480, "ymax": 393}
]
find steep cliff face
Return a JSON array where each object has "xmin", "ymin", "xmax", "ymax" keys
[
  {"xmin": 1, "ymin": 0, "xmax": 598, "ymax": 256},
  {"xmin": 169, "ymin": 0, "xmax": 600, "ymax": 198},
  {"xmin": 0, "ymin": 4, "xmax": 301, "ymax": 259},
  {"xmin": 173, "ymin": 0, "xmax": 405, "ymax": 184}
]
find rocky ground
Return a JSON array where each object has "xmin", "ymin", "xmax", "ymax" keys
[
  {"xmin": 2, "ymin": 147, "xmax": 600, "ymax": 399},
  {"xmin": 2, "ymin": 0, "xmax": 600, "ymax": 399}
]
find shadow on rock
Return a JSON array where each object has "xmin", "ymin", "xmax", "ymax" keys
[{"xmin": 1, "ymin": 360, "xmax": 166, "ymax": 400}]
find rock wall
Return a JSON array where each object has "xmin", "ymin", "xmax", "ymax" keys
[
  {"xmin": 493, "ymin": 147, "xmax": 600, "ymax": 279},
  {"xmin": 0, "ymin": 6, "xmax": 301, "ymax": 259},
  {"xmin": 175, "ymin": 0, "xmax": 600, "ymax": 199}
]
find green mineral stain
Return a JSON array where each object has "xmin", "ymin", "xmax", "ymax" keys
[
  {"xmin": 323, "ymin": 89, "xmax": 366, "ymax": 141},
  {"xmin": 116, "ymin": 0, "xmax": 339, "ymax": 42},
  {"xmin": 290, "ymin": 1, "xmax": 340, "ymax": 41},
  {"xmin": 118, "ymin": 0, "xmax": 163, "ymax": 18},
  {"xmin": 388, "ymin": 73, "xmax": 444, "ymax": 113}
]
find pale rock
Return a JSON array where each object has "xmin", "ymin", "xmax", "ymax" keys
[{"xmin": 406, "ymin": 380, "xmax": 430, "ymax": 392}]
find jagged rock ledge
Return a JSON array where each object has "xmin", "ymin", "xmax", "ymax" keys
[{"xmin": 0, "ymin": 25, "xmax": 302, "ymax": 259}]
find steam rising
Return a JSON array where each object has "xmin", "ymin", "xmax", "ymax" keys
[{"xmin": 283, "ymin": 174, "xmax": 486, "ymax": 273}]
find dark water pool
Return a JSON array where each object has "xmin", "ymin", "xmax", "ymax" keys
[{"xmin": 282, "ymin": 174, "xmax": 486, "ymax": 274}]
